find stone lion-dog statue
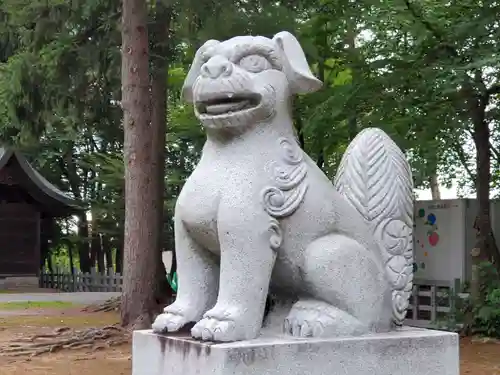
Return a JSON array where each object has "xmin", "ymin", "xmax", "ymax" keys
[{"xmin": 152, "ymin": 31, "xmax": 414, "ymax": 342}]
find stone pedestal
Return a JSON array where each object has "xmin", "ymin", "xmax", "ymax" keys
[{"xmin": 132, "ymin": 327, "xmax": 459, "ymax": 375}]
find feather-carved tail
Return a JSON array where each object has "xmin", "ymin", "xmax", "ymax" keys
[{"xmin": 333, "ymin": 128, "xmax": 414, "ymax": 326}]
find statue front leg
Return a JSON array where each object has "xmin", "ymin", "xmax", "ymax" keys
[
  {"xmin": 191, "ymin": 211, "xmax": 276, "ymax": 342},
  {"xmin": 152, "ymin": 217, "xmax": 219, "ymax": 333}
]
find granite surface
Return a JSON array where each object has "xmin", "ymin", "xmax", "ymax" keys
[{"xmin": 133, "ymin": 327, "xmax": 459, "ymax": 375}]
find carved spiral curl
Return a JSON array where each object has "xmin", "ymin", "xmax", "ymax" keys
[
  {"xmin": 261, "ymin": 84, "xmax": 277, "ymax": 114},
  {"xmin": 262, "ymin": 185, "xmax": 308, "ymax": 218},
  {"xmin": 261, "ymin": 136, "xmax": 309, "ymax": 248},
  {"xmin": 376, "ymin": 218, "xmax": 413, "ymax": 325},
  {"xmin": 274, "ymin": 164, "xmax": 307, "ymax": 190},
  {"xmin": 268, "ymin": 218, "xmax": 283, "ymax": 250},
  {"xmin": 392, "ymin": 290, "xmax": 410, "ymax": 325},
  {"xmin": 378, "ymin": 219, "xmax": 411, "ymax": 256},
  {"xmin": 386, "ymin": 255, "xmax": 411, "ymax": 290},
  {"xmin": 278, "ymin": 138, "xmax": 303, "ymax": 165}
]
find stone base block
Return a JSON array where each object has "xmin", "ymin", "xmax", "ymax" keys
[{"xmin": 132, "ymin": 327, "xmax": 459, "ymax": 375}]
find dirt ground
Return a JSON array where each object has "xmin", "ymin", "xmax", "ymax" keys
[
  {"xmin": 0, "ymin": 306, "xmax": 130, "ymax": 375},
  {"xmin": 461, "ymin": 338, "xmax": 500, "ymax": 375},
  {"xmin": 0, "ymin": 305, "xmax": 500, "ymax": 375}
]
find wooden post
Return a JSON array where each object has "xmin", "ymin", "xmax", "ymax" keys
[
  {"xmin": 412, "ymin": 284, "xmax": 418, "ymax": 321},
  {"xmin": 430, "ymin": 285, "xmax": 437, "ymax": 323}
]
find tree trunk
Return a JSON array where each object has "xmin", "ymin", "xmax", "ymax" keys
[
  {"xmin": 121, "ymin": 0, "xmax": 158, "ymax": 329},
  {"xmin": 468, "ymin": 116, "xmax": 498, "ymax": 332},
  {"xmin": 293, "ymin": 110, "xmax": 306, "ymax": 150},
  {"xmin": 61, "ymin": 145, "xmax": 92, "ymax": 273},
  {"xmin": 150, "ymin": 0, "xmax": 173, "ymax": 302},
  {"xmin": 465, "ymin": 75, "xmax": 500, "ymax": 270},
  {"xmin": 151, "ymin": 69, "xmax": 169, "ymax": 300},
  {"xmin": 473, "ymin": 118, "xmax": 500, "ymax": 267},
  {"xmin": 314, "ymin": 34, "xmax": 327, "ymax": 171},
  {"xmin": 346, "ymin": 22, "xmax": 358, "ymax": 142},
  {"xmin": 96, "ymin": 240, "xmax": 105, "ymax": 273},
  {"xmin": 77, "ymin": 212, "xmax": 91, "ymax": 273},
  {"xmin": 103, "ymin": 235, "xmax": 113, "ymax": 272},
  {"xmin": 41, "ymin": 240, "xmax": 51, "ymax": 271},
  {"xmin": 171, "ymin": 248, "xmax": 177, "ymax": 275},
  {"xmin": 429, "ymin": 174, "xmax": 441, "ymax": 200},
  {"xmin": 316, "ymin": 153, "xmax": 324, "ymax": 170},
  {"xmin": 115, "ymin": 235, "xmax": 124, "ymax": 274},
  {"xmin": 68, "ymin": 242, "xmax": 75, "ymax": 275},
  {"xmin": 461, "ymin": 78, "xmax": 500, "ymax": 334},
  {"xmin": 90, "ymin": 216, "xmax": 105, "ymax": 272},
  {"xmin": 47, "ymin": 253, "xmax": 53, "ymax": 288}
]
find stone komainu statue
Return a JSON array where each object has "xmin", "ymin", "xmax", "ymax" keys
[{"xmin": 152, "ymin": 31, "xmax": 414, "ymax": 342}]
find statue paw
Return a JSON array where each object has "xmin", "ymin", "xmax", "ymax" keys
[
  {"xmin": 283, "ymin": 300, "xmax": 367, "ymax": 338},
  {"xmin": 191, "ymin": 305, "xmax": 247, "ymax": 341},
  {"xmin": 152, "ymin": 303, "xmax": 199, "ymax": 333},
  {"xmin": 283, "ymin": 317, "xmax": 324, "ymax": 337},
  {"xmin": 191, "ymin": 317, "xmax": 237, "ymax": 341},
  {"xmin": 152, "ymin": 312, "xmax": 190, "ymax": 333}
]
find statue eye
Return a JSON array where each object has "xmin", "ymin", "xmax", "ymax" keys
[
  {"xmin": 201, "ymin": 53, "xmax": 211, "ymax": 63},
  {"xmin": 238, "ymin": 54, "xmax": 272, "ymax": 73}
]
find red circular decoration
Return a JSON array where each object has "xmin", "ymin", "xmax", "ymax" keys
[{"xmin": 428, "ymin": 232, "xmax": 439, "ymax": 247}]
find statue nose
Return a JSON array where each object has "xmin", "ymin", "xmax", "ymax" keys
[{"xmin": 201, "ymin": 56, "xmax": 233, "ymax": 79}]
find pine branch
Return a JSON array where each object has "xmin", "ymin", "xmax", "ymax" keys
[
  {"xmin": 490, "ymin": 142, "xmax": 500, "ymax": 163},
  {"xmin": 402, "ymin": 0, "xmax": 458, "ymax": 58},
  {"xmin": 453, "ymin": 141, "xmax": 476, "ymax": 186},
  {"xmin": 487, "ymin": 84, "xmax": 500, "ymax": 96}
]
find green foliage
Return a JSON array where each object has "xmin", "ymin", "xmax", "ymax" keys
[
  {"xmin": 0, "ymin": 0, "xmax": 498, "ymax": 277},
  {"xmin": 471, "ymin": 263, "xmax": 500, "ymax": 337},
  {"xmin": 433, "ymin": 282, "xmax": 472, "ymax": 333},
  {"xmin": 436, "ymin": 262, "xmax": 500, "ymax": 338},
  {"xmin": 475, "ymin": 288, "xmax": 500, "ymax": 337}
]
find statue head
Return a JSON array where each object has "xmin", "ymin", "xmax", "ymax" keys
[{"xmin": 182, "ymin": 31, "xmax": 322, "ymax": 132}]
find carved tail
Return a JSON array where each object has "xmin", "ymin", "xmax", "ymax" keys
[{"xmin": 333, "ymin": 128, "xmax": 414, "ymax": 326}]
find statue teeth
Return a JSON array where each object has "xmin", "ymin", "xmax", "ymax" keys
[{"xmin": 205, "ymin": 100, "xmax": 250, "ymax": 115}]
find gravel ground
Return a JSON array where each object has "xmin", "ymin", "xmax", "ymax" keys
[{"xmin": 0, "ymin": 292, "xmax": 120, "ymax": 304}]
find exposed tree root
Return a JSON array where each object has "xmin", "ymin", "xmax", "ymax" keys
[
  {"xmin": 82, "ymin": 294, "xmax": 175, "ymax": 315},
  {"xmin": 0, "ymin": 325, "xmax": 131, "ymax": 358},
  {"xmin": 83, "ymin": 297, "xmax": 121, "ymax": 313}
]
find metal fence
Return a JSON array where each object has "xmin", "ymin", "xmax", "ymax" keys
[
  {"xmin": 38, "ymin": 270, "xmax": 466, "ymax": 327},
  {"xmin": 39, "ymin": 268, "xmax": 123, "ymax": 292},
  {"xmin": 406, "ymin": 278, "xmax": 468, "ymax": 328}
]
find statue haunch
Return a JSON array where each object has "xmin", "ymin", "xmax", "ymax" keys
[{"xmin": 152, "ymin": 31, "xmax": 414, "ymax": 342}]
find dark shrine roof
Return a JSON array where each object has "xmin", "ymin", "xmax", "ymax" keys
[{"xmin": 0, "ymin": 147, "xmax": 84, "ymax": 216}]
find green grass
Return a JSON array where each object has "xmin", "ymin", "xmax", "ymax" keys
[
  {"xmin": 0, "ymin": 300, "xmax": 77, "ymax": 310},
  {"xmin": 0, "ymin": 290, "xmax": 41, "ymax": 293},
  {"xmin": 0, "ymin": 311, "xmax": 120, "ymax": 328}
]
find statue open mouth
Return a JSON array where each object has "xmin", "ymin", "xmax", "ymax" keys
[{"xmin": 196, "ymin": 93, "xmax": 261, "ymax": 116}]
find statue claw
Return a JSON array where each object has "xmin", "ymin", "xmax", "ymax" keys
[{"xmin": 152, "ymin": 312, "xmax": 189, "ymax": 333}]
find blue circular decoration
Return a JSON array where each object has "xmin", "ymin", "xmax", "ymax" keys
[{"xmin": 427, "ymin": 213, "xmax": 436, "ymax": 225}]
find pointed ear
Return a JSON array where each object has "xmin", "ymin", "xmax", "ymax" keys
[
  {"xmin": 272, "ymin": 31, "xmax": 322, "ymax": 95},
  {"xmin": 182, "ymin": 39, "xmax": 220, "ymax": 103}
]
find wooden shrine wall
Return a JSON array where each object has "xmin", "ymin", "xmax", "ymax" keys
[
  {"xmin": 0, "ymin": 156, "xmax": 71, "ymax": 276},
  {"xmin": 0, "ymin": 202, "xmax": 40, "ymax": 276}
]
